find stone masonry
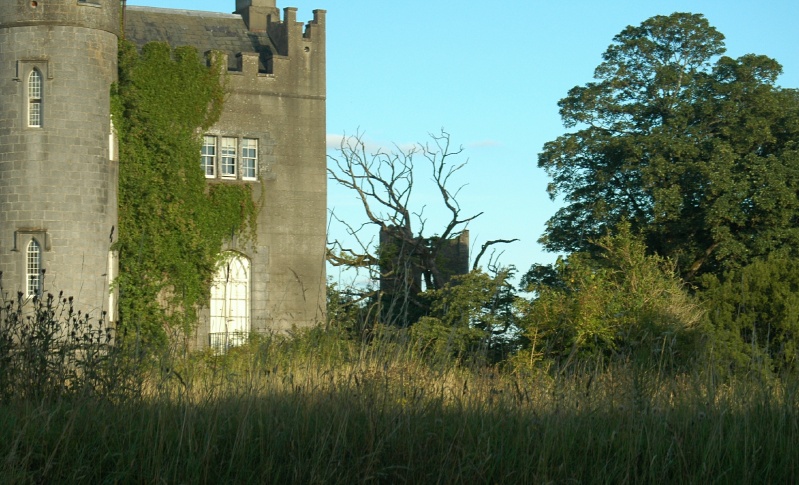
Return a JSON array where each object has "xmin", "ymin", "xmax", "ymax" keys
[
  {"xmin": 0, "ymin": 0, "xmax": 119, "ymax": 317},
  {"xmin": 0, "ymin": 0, "xmax": 327, "ymax": 349}
]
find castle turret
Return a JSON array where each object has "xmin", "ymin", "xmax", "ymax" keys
[
  {"xmin": 0, "ymin": 0, "xmax": 120, "ymax": 318},
  {"xmin": 234, "ymin": 0, "xmax": 279, "ymax": 32}
]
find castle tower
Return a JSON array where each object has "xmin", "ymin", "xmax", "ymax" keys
[
  {"xmin": 0, "ymin": 1, "xmax": 119, "ymax": 317},
  {"xmin": 124, "ymin": 2, "xmax": 327, "ymax": 346}
]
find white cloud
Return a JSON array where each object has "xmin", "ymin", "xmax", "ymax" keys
[
  {"xmin": 326, "ymin": 132, "xmax": 417, "ymax": 155},
  {"xmin": 326, "ymin": 133, "xmax": 347, "ymax": 150}
]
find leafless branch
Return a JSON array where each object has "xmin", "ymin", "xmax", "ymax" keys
[
  {"xmin": 473, "ymin": 239, "xmax": 519, "ymax": 271},
  {"xmin": 328, "ymin": 129, "xmax": 492, "ymax": 293}
]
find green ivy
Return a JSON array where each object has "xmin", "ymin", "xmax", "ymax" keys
[{"xmin": 112, "ymin": 41, "xmax": 256, "ymax": 348}]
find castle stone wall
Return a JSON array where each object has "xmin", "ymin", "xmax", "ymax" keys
[
  {"xmin": 0, "ymin": 1, "xmax": 327, "ymax": 346},
  {"xmin": 198, "ymin": 9, "xmax": 327, "ymax": 339},
  {"xmin": 0, "ymin": 2, "xmax": 118, "ymax": 317}
]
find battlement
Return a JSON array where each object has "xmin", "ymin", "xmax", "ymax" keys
[
  {"xmin": 0, "ymin": 0, "xmax": 120, "ymax": 35},
  {"xmin": 207, "ymin": 47, "xmax": 322, "ymax": 99},
  {"xmin": 266, "ymin": 8, "xmax": 326, "ymax": 57},
  {"xmin": 125, "ymin": 5, "xmax": 324, "ymax": 97},
  {"xmin": 195, "ymin": 7, "xmax": 325, "ymax": 98},
  {"xmin": 234, "ymin": 0, "xmax": 325, "ymax": 37}
]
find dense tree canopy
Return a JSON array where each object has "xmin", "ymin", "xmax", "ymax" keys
[{"xmin": 538, "ymin": 13, "xmax": 799, "ymax": 280}]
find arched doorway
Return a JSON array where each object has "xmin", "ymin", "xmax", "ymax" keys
[{"xmin": 209, "ymin": 252, "xmax": 250, "ymax": 351}]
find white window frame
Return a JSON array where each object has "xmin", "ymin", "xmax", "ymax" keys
[
  {"xmin": 220, "ymin": 137, "xmax": 237, "ymax": 179},
  {"xmin": 241, "ymin": 138, "xmax": 258, "ymax": 180},
  {"xmin": 109, "ymin": 116, "xmax": 117, "ymax": 161},
  {"xmin": 26, "ymin": 238, "xmax": 42, "ymax": 297},
  {"xmin": 28, "ymin": 69, "xmax": 42, "ymax": 128},
  {"xmin": 209, "ymin": 252, "xmax": 251, "ymax": 352},
  {"xmin": 202, "ymin": 135, "xmax": 217, "ymax": 178}
]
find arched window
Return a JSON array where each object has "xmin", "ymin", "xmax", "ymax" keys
[
  {"xmin": 28, "ymin": 69, "xmax": 43, "ymax": 128},
  {"xmin": 27, "ymin": 239, "xmax": 42, "ymax": 296},
  {"xmin": 209, "ymin": 252, "xmax": 250, "ymax": 351}
]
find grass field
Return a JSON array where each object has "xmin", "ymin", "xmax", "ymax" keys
[{"xmin": 2, "ymin": 328, "xmax": 798, "ymax": 484}]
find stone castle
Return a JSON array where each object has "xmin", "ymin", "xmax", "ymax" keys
[{"xmin": 0, "ymin": 0, "xmax": 327, "ymax": 350}]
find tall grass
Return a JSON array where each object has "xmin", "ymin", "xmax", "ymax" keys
[{"xmin": 1, "ymin": 316, "xmax": 798, "ymax": 483}]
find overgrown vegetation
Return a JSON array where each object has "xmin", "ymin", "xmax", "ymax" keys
[
  {"xmin": 5, "ymin": 10, "xmax": 799, "ymax": 483},
  {"xmin": 112, "ymin": 41, "xmax": 257, "ymax": 348},
  {"xmin": 0, "ymin": 281, "xmax": 121, "ymax": 403},
  {"xmin": 519, "ymin": 225, "xmax": 705, "ymax": 373},
  {"xmin": 2, "ymin": 308, "xmax": 798, "ymax": 483}
]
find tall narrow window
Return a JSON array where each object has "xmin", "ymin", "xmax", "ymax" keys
[
  {"xmin": 109, "ymin": 117, "xmax": 116, "ymax": 161},
  {"xmin": 27, "ymin": 239, "xmax": 42, "ymax": 297},
  {"xmin": 28, "ymin": 69, "xmax": 42, "ymax": 128},
  {"xmin": 202, "ymin": 135, "xmax": 217, "ymax": 178},
  {"xmin": 241, "ymin": 138, "xmax": 258, "ymax": 180},
  {"xmin": 221, "ymin": 137, "xmax": 237, "ymax": 178}
]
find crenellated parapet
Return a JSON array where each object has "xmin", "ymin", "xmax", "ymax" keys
[
  {"xmin": 212, "ymin": 7, "xmax": 325, "ymax": 98},
  {"xmin": 266, "ymin": 8, "xmax": 325, "ymax": 56},
  {"xmin": 126, "ymin": 5, "xmax": 325, "ymax": 99}
]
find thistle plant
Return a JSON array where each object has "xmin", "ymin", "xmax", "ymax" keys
[{"xmin": 0, "ymin": 272, "xmax": 123, "ymax": 402}]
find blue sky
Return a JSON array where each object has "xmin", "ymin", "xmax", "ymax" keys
[{"xmin": 128, "ymin": 0, "xmax": 799, "ymax": 284}]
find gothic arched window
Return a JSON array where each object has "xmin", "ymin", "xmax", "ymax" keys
[
  {"xmin": 209, "ymin": 252, "xmax": 251, "ymax": 351},
  {"xmin": 27, "ymin": 239, "xmax": 42, "ymax": 296},
  {"xmin": 28, "ymin": 69, "xmax": 43, "ymax": 128}
]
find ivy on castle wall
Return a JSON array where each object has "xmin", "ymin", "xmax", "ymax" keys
[{"xmin": 112, "ymin": 41, "xmax": 256, "ymax": 347}]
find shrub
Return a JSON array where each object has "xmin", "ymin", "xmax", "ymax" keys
[{"xmin": 518, "ymin": 224, "xmax": 705, "ymax": 372}]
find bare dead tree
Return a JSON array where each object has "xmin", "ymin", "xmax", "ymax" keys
[{"xmin": 327, "ymin": 130, "xmax": 516, "ymax": 326}]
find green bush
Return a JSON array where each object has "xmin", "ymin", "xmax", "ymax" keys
[
  {"xmin": 412, "ymin": 269, "xmax": 521, "ymax": 364},
  {"xmin": 519, "ymin": 224, "xmax": 705, "ymax": 371},
  {"xmin": 700, "ymin": 253, "xmax": 799, "ymax": 374}
]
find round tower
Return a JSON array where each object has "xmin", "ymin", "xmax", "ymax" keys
[{"xmin": 0, "ymin": 0, "xmax": 120, "ymax": 318}]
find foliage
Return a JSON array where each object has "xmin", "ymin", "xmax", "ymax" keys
[
  {"xmin": 700, "ymin": 253, "xmax": 799, "ymax": 374},
  {"xmin": 112, "ymin": 41, "xmax": 256, "ymax": 347},
  {"xmin": 412, "ymin": 268, "xmax": 521, "ymax": 363},
  {"xmin": 324, "ymin": 280, "xmax": 382, "ymax": 340},
  {"xmin": 0, "ymin": 283, "xmax": 134, "ymax": 403},
  {"xmin": 4, "ymin": 322, "xmax": 799, "ymax": 483},
  {"xmin": 520, "ymin": 224, "xmax": 705, "ymax": 371},
  {"xmin": 538, "ymin": 12, "xmax": 799, "ymax": 280}
]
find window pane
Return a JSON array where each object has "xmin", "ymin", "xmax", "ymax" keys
[
  {"xmin": 27, "ymin": 239, "xmax": 41, "ymax": 296},
  {"xmin": 28, "ymin": 70, "xmax": 42, "ymax": 128},
  {"xmin": 29, "ymin": 101, "xmax": 41, "ymax": 128},
  {"xmin": 221, "ymin": 137, "xmax": 237, "ymax": 177},
  {"xmin": 202, "ymin": 135, "xmax": 216, "ymax": 177},
  {"xmin": 29, "ymin": 70, "xmax": 41, "ymax": 99},
  {"xmin": 242, "ymin": 138, "xmax": 257, "ymax": 180},
  {"xmin": 210, "ymin": 252, "xmax": 251, "ymax": 353}
]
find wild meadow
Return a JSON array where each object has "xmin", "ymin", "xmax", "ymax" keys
[{"xmin": 2, "ymin": 289, "xmax": 798, "ymax": 484}]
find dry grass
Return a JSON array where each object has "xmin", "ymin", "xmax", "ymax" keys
[{"xmin": 1, "ymin": 327, "xmax": 798, "ymax": 483}]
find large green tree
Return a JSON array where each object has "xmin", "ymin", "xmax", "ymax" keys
[{"xmin": 538, "ymin": 13, "xmax": 799, "ymax": 280}]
